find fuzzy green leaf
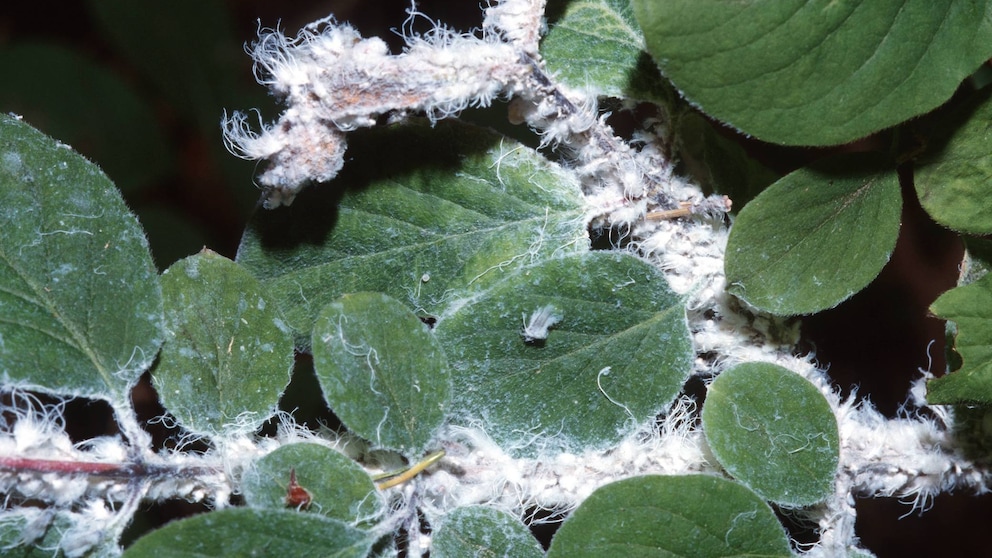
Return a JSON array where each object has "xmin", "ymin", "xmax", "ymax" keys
[
  {"xmin": 703, "ymin": 362, "xmax": 839, "ymax": 506},
  {"xmin": 633, "ymin": 0, "xmax": 992, "ymax": 146},
  {"xmin": 542, "ymin": 0, "xmax": 675, "ymax": 104},
  {"xmin": 436, "ymin": 252, "xmax": 692, "ymax": 456},
  {"xmin": 961, "ymin": 237, "xmax": 992, "ymax": 286},
  {"xmin": 155, "ymin": 250, "xmax": 293, "ymax": 436},
  {"xmin": 243, "ymin": 442, "xmax": 382, "ymax": 525},
  {"xmin": 236, "ymin": 121, "xmax": 587, "ymax": 348},
  {"xmin": 0, "ymin": 114, "xmax": 163, "ymax": 404},
  {"xmin": 431, "ymin": 506, "xmax": 544, "ymax": 558},
  {"xmin": 914, "ymin": 89, "xmax": 992, "ymax": 235},
  {"xmin": 725, "ymin": 153, "xmax": 901, "ymax": 315},
  {"xmin": 547, "ymin": 475, "xmax": 792, "ymax": 558},
  {"xmin": 237, "ymin": 121, "xmax": 694, "ymax": 456},
  {"xmin": 927, "ymin": 273, "xmax": 992, "ymax": 404},
  {"xmin": 312, "ymin": 292, "xmax": 451, "ymax": 454},
  {"xmin": 122, "ymin": 508, "xmax": 373, "ymax": 558}
]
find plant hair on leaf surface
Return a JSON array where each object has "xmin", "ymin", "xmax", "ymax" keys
[
  {"xmin": 5, "ymin": 1, "xmax": 992, "ymax": 557},
  {"xmin": 521, "ymin": 304, "xmax": 562, "ymax": 343}
]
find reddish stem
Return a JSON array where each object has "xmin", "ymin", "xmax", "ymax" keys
[{"xmin": 0, "ymin": 455, "xmax": 135, "ymax": 476}]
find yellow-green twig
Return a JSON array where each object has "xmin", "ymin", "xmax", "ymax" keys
[{"xmin": 374, "ymin": 450, "xmax": 445, "ymax": 490}]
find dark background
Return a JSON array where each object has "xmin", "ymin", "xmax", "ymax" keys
[{"xmin": 1, "ymin": 1, "xmax": 989, "ymax": 555}]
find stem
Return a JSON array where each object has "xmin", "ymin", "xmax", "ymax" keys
[
  {"xmin": 0, "ymin": 455, "xmax": 220, "ymax": 479},
  {"xmin": 376, "ymin": 450, "xmax": 446, "ymax": 490},
  {"xmin": 0, "ymin": 456, "xmax": 133, "ymax": 476}
]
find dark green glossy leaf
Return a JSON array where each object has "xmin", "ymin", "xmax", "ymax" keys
[
  {"xmin": 725, "ymin": 153, "xmax": 901, "ymax": 315},
  {"xmin": 927, "ymin": 272, "xmax": 992, "ymax": 404},
  {"xmin": 547, "ymin": 475, "xmax": 792, "ymax": 558},
  {"xmin": 312, "ymin": 292, "xmax": 451, "ymax": 454},
  {"xmin": 431, "ymin": 506, "xmax": 544, "ymax": 558},
  {"xmin": 436, "ymin": 252, "xmax": 692, "ymax": 456},
  {"xmin": 0, "ymin": 114, "xmax": 163, "ymax": 404},
  {"xmin": 634, "ymin": 0, "xmax": 992, "ymax": 146},
  {"xmin": 156, "ymin": 251, "xmax": 293, "ymax": 436},
  {"xmin": 702, "ymin": 362, "xmax": 839, "ymax": 506}
]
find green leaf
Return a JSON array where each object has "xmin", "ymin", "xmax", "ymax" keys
[
  {"xmin": 914, "ymin": 89, "xmax": 992, "ymax": 235},
  {"xmin": 546, "ymin": 475, "xmax": 792, "ymax": 558},
  {"xmin": 436, "ymin": 252, "xmax": 693, "ymax": 456},
  {"xmin": 633, "ymin": 0, "xmax": 992, "ymax": 146},
  {"xmin": 702, "ymin": 362, "xmax": 839, "ymax": 506},
  {"xmin": 243, "ymin": 442, "xmax": 382, "ymax": 525},
  {"xmin": 236, "ymin": 120, "xmax": 587, "ymax": 348},
  {"xmin": 122, "ymin": 508, "xmax": 373, "ymax": 558},
  {"xmin": 136, "ymin": 206, "xmax": 211, "ymax": 270},
  {"xmin": 312, "ymin": 292, "xmax": 451, "ymax": 454},
  {"xmin": 431, "ymin": 506, "xmax": 544, "ymax": 558},
  {"xmin": 0, "ymin": 509, "xmax": 120, "ymax": 557},
  {"xmin": 155, "ymin": 250, "xmax": 293, "ymax": 436},
  {"xmin": 725, "ymin": 153, "xmax": 901, "ymax": 315},
  {"xmin": 927, "ymin": 272, "xmax": 992, "ymax": 404},
  {"xmin": 675, "ymin": 112, "xmax": 781, "ymax": 209},
  {"xmin": 0, "ymin": 114, "xmax": 163, "ymax": 404},
  {"xmin": 961, "ymin": 236, "xmax": 992, "ymax": 286},
  {"xmin": 542, "ymin": 0, "xmax": 675, "ymax": 104},
  {"xmin": 0, "ymin": 43, "xmax": 173, "ymax": 195}
]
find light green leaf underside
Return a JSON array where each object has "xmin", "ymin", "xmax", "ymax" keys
[
  {"xmin": 155, "ymin": 251, "xmax": 293, "ymax": 436},
  {"xmin": 236, "ymin": 121, "xmax": 587, "ymax": 348},
  {"xmin": 634, "ymin": 0, "xmax": 992, "ymax": 146},
  {"xmin": 547, "ymin": 475, "xmax": 792, "ymax": 558},
  {"xmin": 243, "ymin": 442, "xmax": 382, "ymax": 525},
  {"xmin": 914, "ymin": 89, "xmax": 992, "ymax": 235},
  {"xmin": 312, "ymin": 292, "xmax": 451, "ymax": 454},
  {"xmin": 122, "ymin": 508, "xmax": 372, "ymax": 558},
  {"xmin": 431, "ymin": 506, "xmax": 544, "ymax": 558},
  {"xmin": 542, "ymin": 0, "xmax": 674, "ymax": 104},
  {"xmin": 0, "ymin": 113, "xmax": 163, "ymax": 404},
  {"xmin": 436, "ymin": 252, "xmax": 693, "ymax": 456},
  {"xmin": 725, "ymin": 153, "xmax": 902, "ymax": 316},
  {"xmin": 702, "ymin": 362, "xmax": 839, "ymax": 506},
  {"xmin": 927, "ymin": 272, "xmax": 992, "ymax": 404}
]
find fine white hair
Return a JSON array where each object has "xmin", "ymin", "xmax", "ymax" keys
[{"xmin": 521, "ymin": 304, "xmax": 562, "ymax": 343}]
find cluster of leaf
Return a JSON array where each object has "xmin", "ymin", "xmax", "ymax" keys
[
  {"xmin": 5, "ymin": 0, "xmax": 992, "ymax": 555},
  {"xmin": 0, "ymin": 0, "xmax": 269, "ymax": 267},
  {"xmin": 2, "ymin": 105, "xmax": 842, "ymax": 554},
  {"xmin": 606, "ymin": 1, "xmax": 992, "ymax": 404}
]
